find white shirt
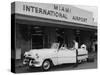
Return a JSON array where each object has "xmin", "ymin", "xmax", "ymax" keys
[{"xmin": 74, "ymin": 41, "xmax": 78, "ymax": 49}]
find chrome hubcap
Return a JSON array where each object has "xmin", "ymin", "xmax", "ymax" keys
[{"xmin": 43, "ymin": 61, "xmax": 50, "ymax": 70}]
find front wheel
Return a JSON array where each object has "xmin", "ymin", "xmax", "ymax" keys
[{"xmin": 42, "ymin": 60, "xmax": 51, "ymax": 71}]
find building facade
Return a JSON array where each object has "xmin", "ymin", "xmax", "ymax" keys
[{"xmin": 11, "ymin": 2, "xmax": 97, "ymax": 59}]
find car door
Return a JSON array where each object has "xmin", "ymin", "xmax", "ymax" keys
[{"xmin": 57, "ymin": 47, "xmax": 76, "ymax": 65}]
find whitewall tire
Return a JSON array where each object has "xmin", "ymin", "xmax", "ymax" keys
[{"xmin": 42, "ymin": 60, "xmax": 51, "ymax": 71}]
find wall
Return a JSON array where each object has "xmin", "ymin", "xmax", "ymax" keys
[
  {"xmin": 15, "ymin": 24, "xmax": 31, "ymax": 59},
  {"xmin": 64, "ymin": 29, "xmax": 75, "ymax": 48},
  {"xmin": 80, "ymin": 31, "xmax": 93, "ymax": 51},
  {"xmin": 44, "ymin": 27, "xmax": 57, "ymax": 48}
]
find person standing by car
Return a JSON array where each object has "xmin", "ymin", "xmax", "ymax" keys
[
  {"xmin": 73, "ymin": 40, "xmax": 78, "ymax": 50},
  {"xmin": 73, "ymin": 40, "xmax": 79, "ymax": 67}
]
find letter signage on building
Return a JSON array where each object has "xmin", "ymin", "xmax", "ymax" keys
[{"xmin": 12, "ymin": 2, "xmax": 94, "ymax": 26}]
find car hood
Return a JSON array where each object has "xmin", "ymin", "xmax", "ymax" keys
[
  {"xmin": 24, "ymin": 48, "xmax": 56, "ymax": 57},
  {"xmin": 30, "ymin": 48, "xmax": 56, "ymax": 53}
]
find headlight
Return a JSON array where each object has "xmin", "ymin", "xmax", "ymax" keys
[
  {"xmin": 24, "ymin": 53, "xmax": 26, "ymax": 57},
  {"xmin": 24, "ymin": 52, "xmax": 31, "ymax": 57},
  {"xmin": 35, "ymin": 53, "xmax": 39, "ymax": 59}
]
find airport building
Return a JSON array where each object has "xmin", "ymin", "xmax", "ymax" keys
[{"xmin": 11, "ymin": 2, "xmax": 97, "ymax": 59}]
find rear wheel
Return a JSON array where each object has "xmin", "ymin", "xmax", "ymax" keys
[{"xmin": 42, "ymin": 60, "xmax": 51, "ymax": 71}]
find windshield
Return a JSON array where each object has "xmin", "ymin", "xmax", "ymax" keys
[{"xmin": 51, "ymin": 43, "xmax": 60, "ymax": 49}]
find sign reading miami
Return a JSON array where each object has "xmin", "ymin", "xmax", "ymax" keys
[{"xmin": 23, "ymin": 4, "xmax": 71, "ymax": 19}]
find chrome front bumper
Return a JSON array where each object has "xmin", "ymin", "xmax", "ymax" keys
[{"xmin": 23, "ymin": 57, "xmax": 41, "ymax": 67}]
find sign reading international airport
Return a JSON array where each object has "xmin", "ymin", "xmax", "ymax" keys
[{"xmin": 12, "ymin": 2, "xmax": 94, "ymax": 25}]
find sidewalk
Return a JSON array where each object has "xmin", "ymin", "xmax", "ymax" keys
[{"xmin": 15, "ymin": 59, "xmax": 24, "ymax": 68}]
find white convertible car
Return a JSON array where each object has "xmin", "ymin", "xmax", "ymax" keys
[{"xmin": 23, "ymin": 43, "xmax": 88, "ymax": 71}]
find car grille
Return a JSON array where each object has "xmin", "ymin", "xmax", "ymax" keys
[{"xmin": 24, "ymin": 57, "xmax": 35, "ymax": 60}]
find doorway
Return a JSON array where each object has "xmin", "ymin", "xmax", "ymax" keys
[{"xmin": 32, "ymin": 34, "xmax": 43, "ymax": 49}]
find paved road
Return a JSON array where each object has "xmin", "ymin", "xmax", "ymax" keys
[{"xmin": 15, "ymin": 59, "xmax": 97, "ymax": 73}]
